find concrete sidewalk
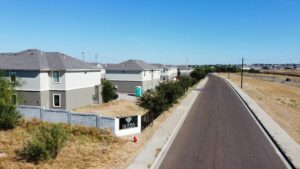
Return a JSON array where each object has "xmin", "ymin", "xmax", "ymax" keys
[
  {"xmin": 222, "ymin": 76, "xmax": 300, "ymax": 168},
  {"xmin": 127, "ymin": 78, "xmax": 208, "ymax": 169}
]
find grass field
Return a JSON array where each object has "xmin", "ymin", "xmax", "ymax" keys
[
  {"xmin": 261, "ymin": 69, "xmax": 300, "ymax": 76},
  {"xmin": 220, "ymin": 73, "xmax": 300, "ymax": 144}
]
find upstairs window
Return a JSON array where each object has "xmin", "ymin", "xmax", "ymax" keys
[{"xmin": 52, "ymin": 71, "xmax": 60, "ymax": 83}]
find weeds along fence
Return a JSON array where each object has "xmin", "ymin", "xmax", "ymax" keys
[{"xmin": 17, "ymin": 105, "xmax": 115, "ymax": 132}]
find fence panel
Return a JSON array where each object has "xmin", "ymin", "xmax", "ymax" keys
[{"xmin": 71, "ymin": 113, "xmax": 97, "ymax": 127}]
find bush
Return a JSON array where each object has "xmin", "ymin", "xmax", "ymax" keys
[
  {"xmin": 0, "ymin": 104, "xmax": 22, "ymax": 129},
  {"xmin": 20, "ymin": 123, "xmax": 70, "ymax": 163},
  {"xmin": 21, "ymin": 139, "xmax": 50, "ymax": 162},
  {"xmin": 102, "ymin": 80, "xmax": 117, "ymax": 103},
  {"xmin": 138, "ymin": 90, "xmax": 166, "ymax": 117},
  {"xmin": 0, "ymin": 71, "xmax": 22, "ymax": 130},
  {"xmin": 248, "ymin": 68, "xmax": 260, "ymax": 73},
  {"xmin": 190, "ymin": 69, "xmax": 206, "ymax": 81},
  {"xmin": 156, "ymin": 81, "xmax": 184, "ymax": 106}
]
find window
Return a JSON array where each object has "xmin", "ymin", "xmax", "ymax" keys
[
  {"xmin": 10, "ymin": 71, "xmax": 16, "ymax": 83},
  {"xmin": 53, "ymin": 94, "xmax": 61, "ymax": 107},
  {"xmin": 52, "ymin": 71, "xmax": 60, "ymax": 83},
  {"xmin": 12, "ymin": 94, "xmax": 17, "ymax": 105}
]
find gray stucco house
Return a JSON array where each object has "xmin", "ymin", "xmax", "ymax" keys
[
  {"xmin": 0, "ymin": 49, "xmax": 102, "ymax": 110},
  {"xmin": 104, "ymin": 59, "xmax": 161, "ymax": 93}
]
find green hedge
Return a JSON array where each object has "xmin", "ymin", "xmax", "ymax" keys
[{"xmin": 138, "ymin": 75, "xmax": 204, "ymax": 118}]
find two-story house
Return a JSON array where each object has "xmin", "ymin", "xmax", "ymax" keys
[
  {"xmin": 0, "ymin": 49, "xmax": 102, "ymax": 110},
  {"xmin": 152, "ymin": 64, "xmax": 178, "ymax": 81},
  {"xmin": 104, "ymin": 59, "xmax": 161, "ymax": 93}
]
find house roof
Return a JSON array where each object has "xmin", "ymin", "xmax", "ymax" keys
[
  {"xmin": 104, "ymin": 59, "xmax": 160, "ymax": 71},
  {"xmin": 0, "ymin": 49, "xmax": 101, "ymax": 71},
  {"xmin": 152, "ymin": 63, "xmax": 178, "ymax": 69}
]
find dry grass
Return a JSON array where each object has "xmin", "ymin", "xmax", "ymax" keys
[
  {"xmin": 73, "ymin": 100, "xmax": 146, "ymax": 117},
  {"xmin": 220, "ymin": 73, "xmax": 300, "ymax": 144},
  {"xmin": 0, "ymin": 120, "xmax": 132, "ymax": 169},
  {"xmin": 261, "ymin": 69, "xmax": 300, "ymax": 76}
]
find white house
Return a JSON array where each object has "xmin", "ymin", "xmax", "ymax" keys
[
  {"xmin": 0, "ymin": 49, "xmax": 102, "ymax": 110},
  {"xmin": 160, "ymin": 66, "xmax": 178, "ymax": 81},
  {"xmin": 104, "ymin": 59, "xmax": 161, "ymax": 93}
]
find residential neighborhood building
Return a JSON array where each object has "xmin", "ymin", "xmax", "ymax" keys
[
  {"xmin": 153, "ymin": 64, "xmax": 177, "ymax": 81},
  {"xmin": 0, "ymin": 49, "xmax": 102, "ymax": 110},
  {"xmin": 90, "ymin": 62, "xmax": 106, "ymax": 79},
  {"xmin": 104, "ymin": 59, "xmax": 161, "ymax": 93}
]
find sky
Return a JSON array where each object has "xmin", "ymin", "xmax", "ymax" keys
[{"xmin": 0, "ymin": 0, "xmax": 299, "ymax": 65}]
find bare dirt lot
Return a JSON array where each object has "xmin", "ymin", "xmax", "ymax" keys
[
  {"xmin": 73, "ymin": 99, "xmax": 146, "ymax": 117},
  {"xmin": 220, "ymin": 73, "xmax": 300, "ymax": 144}
]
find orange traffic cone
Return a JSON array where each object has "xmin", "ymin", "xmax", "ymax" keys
[{"xmin": 133, "ymin": 136, "xmax": 138, "ymax": 143}]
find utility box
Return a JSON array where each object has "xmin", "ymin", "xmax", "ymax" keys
[{"xmin": 135, "ymin": 86, "xmax": 142, "ymax": 97}]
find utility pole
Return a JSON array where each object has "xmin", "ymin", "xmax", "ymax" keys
[
  {"xmin": 185, "ymin": 57, "xmax": 188, "ymax": 70},
  {"xmin": 228, "ymin": 64, "xmax": 230, "ymax": 79},
  {"xmin": 95, "ymin": 54, "xmax": 98, "ymax": 63},
  {"xmin": 81, "ymin": 52, "xmax": 85, "ymax": 62},
  {"xmin": 241, "ymin": 58, "xmax": 244, "ymax": 88}
]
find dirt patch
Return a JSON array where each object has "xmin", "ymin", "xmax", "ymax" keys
[
  {"xmin": 220, "ymin": 73, "xmax": 300, "ymax": 144},
  {"xmin": 73, "ymin": 99, "xmax": 146, "ymax": 117}
]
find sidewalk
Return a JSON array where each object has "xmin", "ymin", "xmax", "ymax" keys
[
  {"xmin": 222, "ymin": 76, "xmax": 300, "ymax": 168},
  {"xmin": 127, "ymin": 78, "xmax": 208, "ymax": 169}
]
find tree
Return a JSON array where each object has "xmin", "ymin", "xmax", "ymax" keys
[
  {"xmin": 137, "ymin": 90, "xmax": 166, "ymax": 118},
  {"xmin": 0, "ymin": 71, "xmax": 22, "ymax": 129},
  {"xmin": 101, "ymin": 80, "xmax": 117, "ymax": 103},
  {"xmin": 156, "ymin": 81, "xmax": 184, "ymax": 106}
]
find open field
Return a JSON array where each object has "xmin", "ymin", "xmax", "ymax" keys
[
  {"xmin": 261, "ymin": 69, "xmax": 300, "ymax": 76},
  {"xmin": 73, "ymin": 99, "xmax": 146, "ymax": 117},
  {"xmin": 220, "ymin": 73, "xmax": 300, "ymax": 144},
  {"xmin": 242, "ymin": 72, "xmax": 300, "ymax": 87}
]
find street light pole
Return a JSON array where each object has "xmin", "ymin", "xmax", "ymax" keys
[{"xmin": 241, "ymin": 58, "xmax": 244, "ymax": 88}]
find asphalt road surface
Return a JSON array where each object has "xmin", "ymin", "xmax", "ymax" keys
[{"xmin": 159, "ymin": 75, "xmax": 287, "ymax": 169}]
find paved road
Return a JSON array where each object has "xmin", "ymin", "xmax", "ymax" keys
[{"xmin": 159, "ymin": 75, "xmax": 287, "ymax": 169}]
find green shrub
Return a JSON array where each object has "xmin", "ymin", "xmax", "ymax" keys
[
  {"xmin": 102, "ymin": 80, "xmax": 117, "ymax": 103},
  {"xmin": 0, "ymin": 104, "xmax": 22, "ymax": 129},
  {"xmin": 0, "ymin": 71, "xmax": 22, "ymax": 130},
  {"xmin": 138, "ymin": 90, "xmax": 166, "ymax": 117},
  {"xmin": 21, "ymin": 139, "xmax": 50, "ymax": 162},
  {"xmin": 190, "ymin": 69, "xmax": 206, "ymax": 81},
  {"xmin": 20, "ymin": 123, "xmax": 70, "ymax": 163},
  {"xmin": 156, "ymin": 81, "xmax": 184, "ymax": 106}
]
